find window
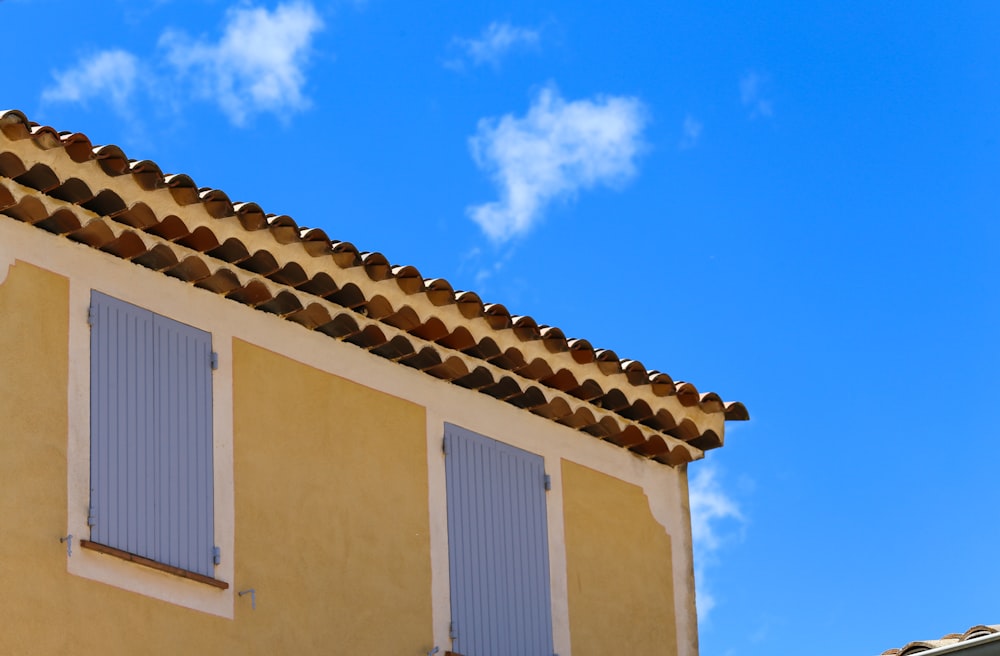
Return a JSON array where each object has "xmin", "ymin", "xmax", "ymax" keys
[
  {"xmin": 444, "ymin": 423, "xmax": 554, "ymax": 656},
  {"xmin": 86, "ymin": 291, "xmax": 219, "ymax": 584}
]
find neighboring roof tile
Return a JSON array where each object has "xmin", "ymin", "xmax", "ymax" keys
[
  {"xmin": 881, "ymin": 625, "xmax": 1000, "ymax": 655},
  {"xmin": 0, "ymin": 109, "xmax": 748, "ymax": 466}
]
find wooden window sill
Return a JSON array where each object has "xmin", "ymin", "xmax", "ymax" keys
[{"xmin": 80, "ymin": 540, "xmax": 229, "ymax": 590}]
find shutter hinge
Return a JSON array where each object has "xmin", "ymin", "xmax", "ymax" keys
[
  {"xmin": 87, "ymin": 305, "xmax": 95, "ymax": 326},
  {"xmin": 449, "ymin": 621, "xmax": 458, "ymax": 639},
  {"xmin": 213, "ymin": 546, "xmax": 221, "ymax": 566},
  {"xmin": 87, "ymin": 505, "xmax": 96, "ymax": 527},
  {"xmin": 442, "ymin": 437, "xmax": 448, "ymax": 455},
  {"xmin": 210, "ymin": 351, "xmax": 219, "ymax": 370},
  {"xmin": 544, "ymin": 474, "xmax": 551, "ymax": 491}
]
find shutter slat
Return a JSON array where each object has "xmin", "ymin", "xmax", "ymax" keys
[
  {"xmin": 90, "ymin": 292, "xmax": 214, "ymax": 578},
  {"xmin": 444, "ymin": 424, "xmax": 554, "ymax": 656}
]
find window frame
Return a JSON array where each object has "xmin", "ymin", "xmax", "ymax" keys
[{"xmin": 84, "ymin": 290, "xmax": 225, "ymax": 588}]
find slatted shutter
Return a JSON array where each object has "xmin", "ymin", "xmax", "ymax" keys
[
  {"xmin": 90, "ymin": 291, "xmax": 215, "ymax": 577},
  {"xmin": 444, "ymin": 424, "xmax": 554, "ymax": 656}
]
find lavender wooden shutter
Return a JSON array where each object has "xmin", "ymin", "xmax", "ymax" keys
[
  {"xmin": 90, "ymin": 291, "xmax": 214, "ymax": 576},
  {"xmin": 444, "ymin": 424, "xmax": 554, "ymax": 656}
]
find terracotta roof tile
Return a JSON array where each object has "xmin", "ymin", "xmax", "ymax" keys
[
  {"xmin": 0, "ymin": 109, "xmax": 748, "ymax": 466},
  {"xmin": 881, "ymin": 625, "xmax": 1000, "ymax": 655}
]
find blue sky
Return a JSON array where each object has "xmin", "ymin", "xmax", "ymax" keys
[{"xmin": 7, "ymin": 1, "xmax": 999, "ymax": 654}]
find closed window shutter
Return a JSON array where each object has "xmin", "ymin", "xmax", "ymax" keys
[
  {"xmin": 444, "ymin": 424, "xmax": 554, "ymax": 656},
  {"xmin": 90, "ymin": 292, "xmax": 215, "ymax": 576}
]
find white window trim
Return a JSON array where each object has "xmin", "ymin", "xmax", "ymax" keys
[{"xmin": 63, "ymin": 253, "xmax": 236, "ymax": 618}]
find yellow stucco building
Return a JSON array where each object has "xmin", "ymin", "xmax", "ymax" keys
[{"xmin": 0, "ymin": 109, "xmax": 747, "ymax": 656}]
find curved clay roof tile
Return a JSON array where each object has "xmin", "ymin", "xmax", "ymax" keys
[
  {"xmin": 266, "ymin": 214, "xmax": 299, "ymax": 244},
  {"xmin": 268, "ymin": 261, "xmax": 309, "ymax": 288},
  {"xmin": 0, "ymin": 109, "xmax": 31, "ymax": 139},
  {"xmin": 198, "ymin": 188, "xmax": 234, "ymax": 218},
  {"xmin": 607, "ymin": 424, "xmax": 646, "ymax": 448},
  {"xmin": 60, "ymin": 133, "xmax": 95, "ymax": 163},
  {"xmin": 346, "ymin": 323, "xmax": 388, "ymax": 350},
  {"xmin": 82, "ymin": 189, "xmax": 128, "ymax": 217},
  {"xmin": 674, "ymin": 382, "xmax": 701, "ymax": 407},
  {"xmin": 233, "ymin": 202, "xmax": 267, "ymax": 231},
  {"xmin": 240, "ymin": 250, "xmax": 280, "ymax": 276},
  {"xmin": 482, "ymin": 303, "xmax": 512, "ymax": 329},
  {"xmin": 49, "ymin": 177, "xmax": 94, "ymax": 205},
  {"xmin": 698, "ymin": 392, "xmax": 725, "ymax": 413},
  {"xmin": 16, "ymin": 163, "xmax": 60, "ymax": 192},
  {"xmin": 167, "ymin": 256, "xmax": 213, "ymax": 284},
  {"xmin": 134, "ymin": 243, "xmax": 180, "ymax": 272},
  {"xmin": 530, "ymin": 396, "xmax": 572, "ymax": 421},
  {"xmin": 540, "ymin": 326, "xmax": 568, "ymax": 353},
  {"xmin": 103, "ymin": 233, "xmax": 149, "ymax": 264},
  {"xmin": 383, "ymin": 305, "xmax": 423, "ymax": 332},
  {"xmin": 593, "ymin": 349, "xmax": 622, "ymax": 375},
  {"xmin": 328, "ymin": 240, "xmax": 360, "ymax": 267},
  {"xmin": 455, "ymin": 290, "xmax": 485, "ymax": 319},
  {"xmin": 147, "ymin": 214, "xmax": 191, "ymax": 241},
  {"xmin": 327, "ymin": 282, "xmax": 365, "ymax": 309},
  {"xmin": 511, "ymin": 315, "xmax": 541, "ymax": 341},
  {"xmin": 723, "ymin": 401, "xmax": 750, "ymax": 421},
  {"xmin": 209, "ymin": 237, "xmax": 251, "ymax": 264},
  {"xmin": 163, "ymin": 173, "xmax": 201, "ymax": 205},
  {"xmin": 259, "ymin": 290, "xmax": 303, "ymax": 317},
  {"xmin": 93, "ymin": 145, "xmax": 130, "ymax": 176},
  {"xmin": 541, "ymin": 368, "xmax": 580, "ymax": 393},
  {"xmin": 287, "ymin": 302, "xmax": 333, "ymax": 330},
  {"xmin": 193, "ymin": 268, "xmax": 241, "ymax": 295},
  {"xmin": 648, "ymin": 371, "xmax": 677, "ymax": 396},
  {"xmin": 4, "ymin": 195, "xmax": 49, "ymax": 224},
  {"xmin": 424, "ymin": 278, "xmax": 455, "ymax": 306},
  {"xmin": 962, "ymin": 626, "xmax": 999, "ymax": 640},
  {"xmin": 36, "ymin": 208, "xmax": 82, "ymax": 234},
  {"xmin": 630, "ymin": 434, "xmax": 670, "ymax": 458},
  {"xmin": 67, "ymin": 217, "xmax": 115, "ymax": 247},
  {"xmin": 128, "ymin": 160, "xmax": 165, "ymax": 190},
  {"xmin": 621, "ymin": 359, "xmax": 649, "ymax": 386},
  {"xmin": 409, "ymin": 316, "xmax": 449, "ymax": 342},
  {"xmin": 28, "ymin": 124, "xmax": 62, "ymax": 149},
  {"xmin": 316, "ymin": 312, "xmax": 361, "ymax": 340},
  {"xmin": 360, "ymin": 251, "xmax": 391, "ymax": 281},
  {"xmin": 688, "ymin": 429, "xmax": 723, "ymax": 451},
  {"xmin": 391, "ymin": 265, "xmax": 425, "ymax": 294},
  {"xmin": 0, "ymin": 151, "xmax": 27, "ymax": 178},
  {"xmin": 116, "ymin": 202, "xmax": 159, "ymax": 230}
]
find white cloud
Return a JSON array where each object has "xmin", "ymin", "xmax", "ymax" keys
[
  {"xmin": 740, "ymin": 71, "xmax": 773, "ymax": 118},
  {"xmin": 450, "ymin": 21, "xmax": 540, "ymax": 69},
  {"xmin": 689, "ymin": 463, "xmax": 746, "ymax": 624},
  {"xmin": 467, "ymin": 85, "xmax": 647, "ymax": 242},
  {"xmin": 40, "ymin": 2, "xmax": 325, "ymax": 129},
  {"xmin": 680, "ymin": 114, "xmax": 702, "ymax": 149},
  {"xmin": 42, "ymin": 50, "xmax": 141, "ymax": 116},
  {"xmin": 161, "ymin": 1, "xmax": 324, "ymax": 125}
]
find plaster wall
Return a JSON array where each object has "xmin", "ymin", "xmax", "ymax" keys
[{"xmin": 0, "ymin": 214, "xmax": 699, "ymax": 655}]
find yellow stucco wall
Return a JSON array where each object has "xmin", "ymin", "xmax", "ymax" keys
[
  {"xmin": 562, "ymin": 459, "xmax": 680, "ymax": 656},
  {"xmin": 231, "ymin": 339, "xmax": 433, "ymax": 653},
  {"xmin": 0, "ymin": 261, "xmax": 433, "ymax": 654}
]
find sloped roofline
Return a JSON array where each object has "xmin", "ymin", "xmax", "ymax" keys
[{"xmin": 0, "ymin": 109, "xmax": 748, "ymax": 467}]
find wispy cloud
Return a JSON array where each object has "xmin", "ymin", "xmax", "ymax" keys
[
  {"xmin": 689, "ymin": 463, "xmax": 746, "ymax": 624},
  {"xmin": 447, "ymin": 21, "xmax": 540, "ymax": 70},
  {"xmin": 41, "ymin": 1, "xmax": 324, "ymax": 128},
  {"xmin": 161, "ymin": 1, "xmax": 324, "ymax": 125},
  {"xmin": 467, "ymin": 85, "xmax": 647, "ymax": 242},
  {"xmin": 680, "ymin": 114, "xmax": 702, "ymax": 149},
  {"xmin": 42, "ymin": 50, "xmax": 141, "ymax": 116},
  {"xmin": 740, "ymin": 71, "xmax": 773, "ymax": 118}
]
